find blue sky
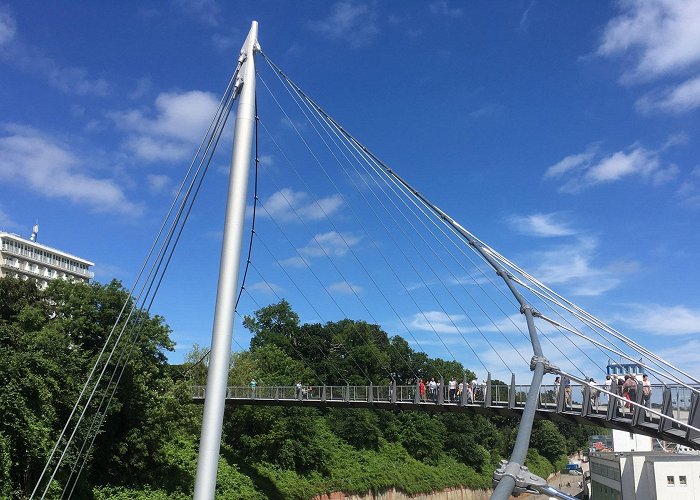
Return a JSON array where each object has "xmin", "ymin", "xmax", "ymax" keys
[{"xmin": 1, "ymin": 1, "xmax": 699, "ymax": 383}]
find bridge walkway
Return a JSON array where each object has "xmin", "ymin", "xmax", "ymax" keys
[{"xmin": 191, "ymin": 381, "xmax": 700, "ymax": 449}]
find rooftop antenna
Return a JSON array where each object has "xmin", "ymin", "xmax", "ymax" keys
[{"xmin": 30, "ymin": 221, "xmax": 39, "ymax": 242}]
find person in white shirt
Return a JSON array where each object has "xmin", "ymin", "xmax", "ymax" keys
[{"xmin": 448, "ymin": 378, "xmax": 457, "ymax": 402}]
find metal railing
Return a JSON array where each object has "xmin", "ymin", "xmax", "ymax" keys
[{"xmin": 190, "ymin": 380, "xmax": 700, "ymax": 438}]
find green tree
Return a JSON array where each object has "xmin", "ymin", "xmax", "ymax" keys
[
  {"xmin": 244, "ymin": 300, "xmax": 300, "ymax": 353},
  {"xmin": 530, "ymin": 420, "xmax": 567, "ymax": 464},
  {"xmin": 327, "ymin": 409, "xmax": 381, "ymax": 450}
]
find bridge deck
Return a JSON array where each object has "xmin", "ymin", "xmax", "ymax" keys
[{"xmin": 191, "ymin": 383, "xmax": 700, "ymax": 449}]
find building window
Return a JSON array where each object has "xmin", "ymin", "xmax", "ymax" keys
[
  {"xmin": 667, "ymin": 476, "xmax": 675, "ymax": 486},
  {"xmin": 679, "ymin": 476, "xmax": 686, "ymax": 486}
]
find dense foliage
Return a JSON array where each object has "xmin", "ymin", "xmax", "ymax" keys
[{"xmin": 0, "ymin": 279, "xmax": 597, "ymax": 499}]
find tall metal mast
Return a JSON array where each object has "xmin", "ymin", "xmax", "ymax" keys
[{"xmin": 193, "ymin": 21, "xmax": 258, "ymax": 500}]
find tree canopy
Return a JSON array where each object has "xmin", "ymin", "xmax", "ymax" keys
[{"xmin": 0, "ymin": 282, "xmax": 599, "ymax": 499}]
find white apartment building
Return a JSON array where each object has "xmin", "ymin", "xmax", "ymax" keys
[
  {"xmin": 589, "ymin": 451, "xmax": 700, "ymax": 499},
  {"xmin": 0, "ymin": 231, "xmax": 94, "ymax": 289}
]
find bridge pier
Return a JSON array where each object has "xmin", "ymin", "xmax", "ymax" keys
[
  {"xmin": 462, "ymin": 372, "xmax": 468, "ymax": 407},
  {"xmin": 508, "ymin": 374, "xmax": 516, "ymax": 410},
  {"xmin": 687, "ymin": 392, "xmax": 700, "ymax": 443},
  {"xmin": 484, "ymin": 372, "xmax": 492, "ymax": 408},
  {"xmin": 659, "ymin": 386, "xmax": 674, "ymax": 433},
  {"xmin": 632, "ymin": 381, "xmax": 644, "ymax": 426}
]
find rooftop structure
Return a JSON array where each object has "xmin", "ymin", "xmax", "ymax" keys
[
  {"xmin": 589, "ymin": 451, "xmax": 700, "ymax": 499},
  {"xmin": 0, "ymin": 230, "xmax": 94, "ymax": 289}
]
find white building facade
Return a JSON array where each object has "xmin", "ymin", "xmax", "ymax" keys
[
  {"xmin": 0, "ymin": 231, "xmax": 94, "ymax": 289},
  {"xmin": 589, "ymin": 451, "xmax": 700, "ymax": 499}
]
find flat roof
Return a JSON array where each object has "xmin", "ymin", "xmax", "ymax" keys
[
  {"xmin": 0, "ymin": 231, "xmax": 95, "ymax": 266},
  {"xmin": 592, "ymin": 451, "xmax": 700, "ymax": 462}
]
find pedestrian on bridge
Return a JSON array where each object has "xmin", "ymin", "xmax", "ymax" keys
[
  {"xmin": 623, "ymin": 374, "xmax": 637, "ymax": 412},
  {"xmin": 564, "ymin": 377, "xmax": 572, "ymax": 409},
  {"xmin": 250, "ymin": 378, "xmax": 257, "ymax": 398},
  {"xmin": 448, "ymin": 377, "xmax": 457, "ymax": 402},
  {"xmin": 419, "ymin": 379, "xmax": 426, "ymax": 402},
  {"xmin": 642, "ymin": 374, "xmax": 652, "ymax": 418},
  {"xmin": 468, "ymin": 379, "xmax": 477, "ymax": 403},
  {"xmin": 429, "ymin": 378, "xmax": 437, "ymax": 403}
]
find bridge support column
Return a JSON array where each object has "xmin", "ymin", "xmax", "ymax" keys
[
  {"xmin": 484, "ymin": 372, "xmax": 492, "ymax": 408},
  {"xmin": 438, "ymin": 376, "xmax": 444, "ymax": 405},
  {"xmin": 344, "ymin": 383, "xmax": 349, "ymax": 403},
  {"xmin": 686, "ymin": 391, "xmax": 700, "ymax": 443},
  {"xmin": 659, "ymin": 386, "xmax": 674, "ymax": 433},
  {"xmin": 193, "ymin": 21, "xmax": 259, "ymax": 500},
  {"xmin": 321, "ymin": 384, "xmax": 327, "ymax": 402},
  {"xmin": 391, "ymin": 380, "xmax": 397, "ymax": 404},
  {"xmin": 368, "ymin": 383, "xmax": 373, "ymax": 403},
  {"xmin": 508, "ymin": 374, "xmax": 516, "ymax": 409},
  {"xmin": 605, "ymin": 388, "xmax": 617, "ymax": 421},
  {"xmin": 462, "ymin": 372, "xmax": 468, "ymax": 407},
  {"xmin": 632, "ymin": 381, "xmax": 644, "ymax": 426},
  {"xmin": 414, "ymin": 380, "xmax": 420, "ymax": 404},
  {"xmin": 557, "ymin": 377, "xmax": 567, "ymax": 413},
  {"xmin": 582, "ymin": 384, "xmax": 591, "ymax": 417}
]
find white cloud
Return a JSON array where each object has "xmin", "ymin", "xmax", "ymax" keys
[
  {"xmin": 658, "ymin": 339, "xmax": 700, "ymax": 369},
  {"xmin": 429, "ymin": 1, "xmax": 463, "ymax": 18},
  {"xmin": 597, "ymin": 0, "xmax": 700, "ymax": 81},
  {"xmin": 546, "ymin": 144, "xmax": 678, "ymax": 192},
  {"xmin": 278, "ymin": 231, "xmax": 360, "ymax": 269},
  {"xmin": 529, "ymin": 237, "xmax": 621, "ymax": 296},
  {"xmin": 409, "ymin": 310, "xmax": 468, "ymax": 334},
  {"xmin": 0, "ymin": 204, "xmax": 16, "ymax": 228},
  {"xmin": 211, "ymin": 32, "xmax": 238, "ymax": 52},
  {"xmin": 617, "ymin": 304, "xmax": 700, "ymax": 335},
  {"xmin": 544, "ymin": 148, "xmax": 597, "ymax": 178},
  {"xmin": 255, "ymin": 188, "xmax": 343, "ymax": 223},
  {"xmin": 637, "ymin": 75, "xmax": 700, "ymax": 113},
  {"xmin": 146, "ymin": 174, "xmax": 171, "ymax": 194},
  {"xmin": 596, "ymin": 1, "xmax": 700, "ymax": 117},
  {"xmin": 47, "ymin": 66, "xmax": 109, "ymax": 96},
  {"xmin": 247, "ymin": 281, "xmax": 284, "ymax": 295},
  {"xmin": 518, "ymin": 0, "xmax": 536, "ymax": 33},
  {"xmin": 0, "ymin": 124, "xmax": 141, "ymax": 215},
  {"xmin": 174, "ymin": 0, "xmax": 221, "ymax": 26},
  {"xmin": 299, "ymin": 231, "xmax": 360, "ymax": 258},
  {"xmin": 0, "ymin": 5, "xmax": 17, "ymax": 46},
  {"xmin": 128, "ymin": 77, "xmax": 152, "ymax": 100},
  {"xmin": 0, "ymin": 8, "xmax": 109, "ymax": 96},
  {"xmin": 585, "ymin": 148, "xmax": 658, "ymax": 183},
  {"xmin": 328, "ymin": 281, "xmax": 363, "ymax": 295},
  {"xmin": 110, "ymin": 90, "xmax": 219, "ymax": 162},
  {"xmin": 307, "ymin": 1, "xmax": 379, "ymax": 48},
  {"xmin": 676, "ymin": 166, "xmax": 700, "ymax": 208},
  {"xmin": 278, "ymin": 255, "xmax": 310, "ymax": 268},
  {"xmin": 509, "ymin": 213, "xmax": 577, "ymax": 237}
]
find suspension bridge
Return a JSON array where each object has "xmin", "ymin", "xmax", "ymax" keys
[
  {"xmin": 30, "ymin": 20, "xmax": 700, "ymax": 500},
  {"xmin": 192, "ymin": 381, "xmax": 700, "ymax": 450}
]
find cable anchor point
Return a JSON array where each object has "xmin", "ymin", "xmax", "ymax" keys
[
  {"xmin": 493, "ymin": 460, "xmax": 547, "ymax": 495},
  {"xmin": 519, "ymin": 304, "xmax": 539, "ymax": 316},
  {"xmin": 530, "ymin": 355, "xmax": 559, "ymax": 374}
]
